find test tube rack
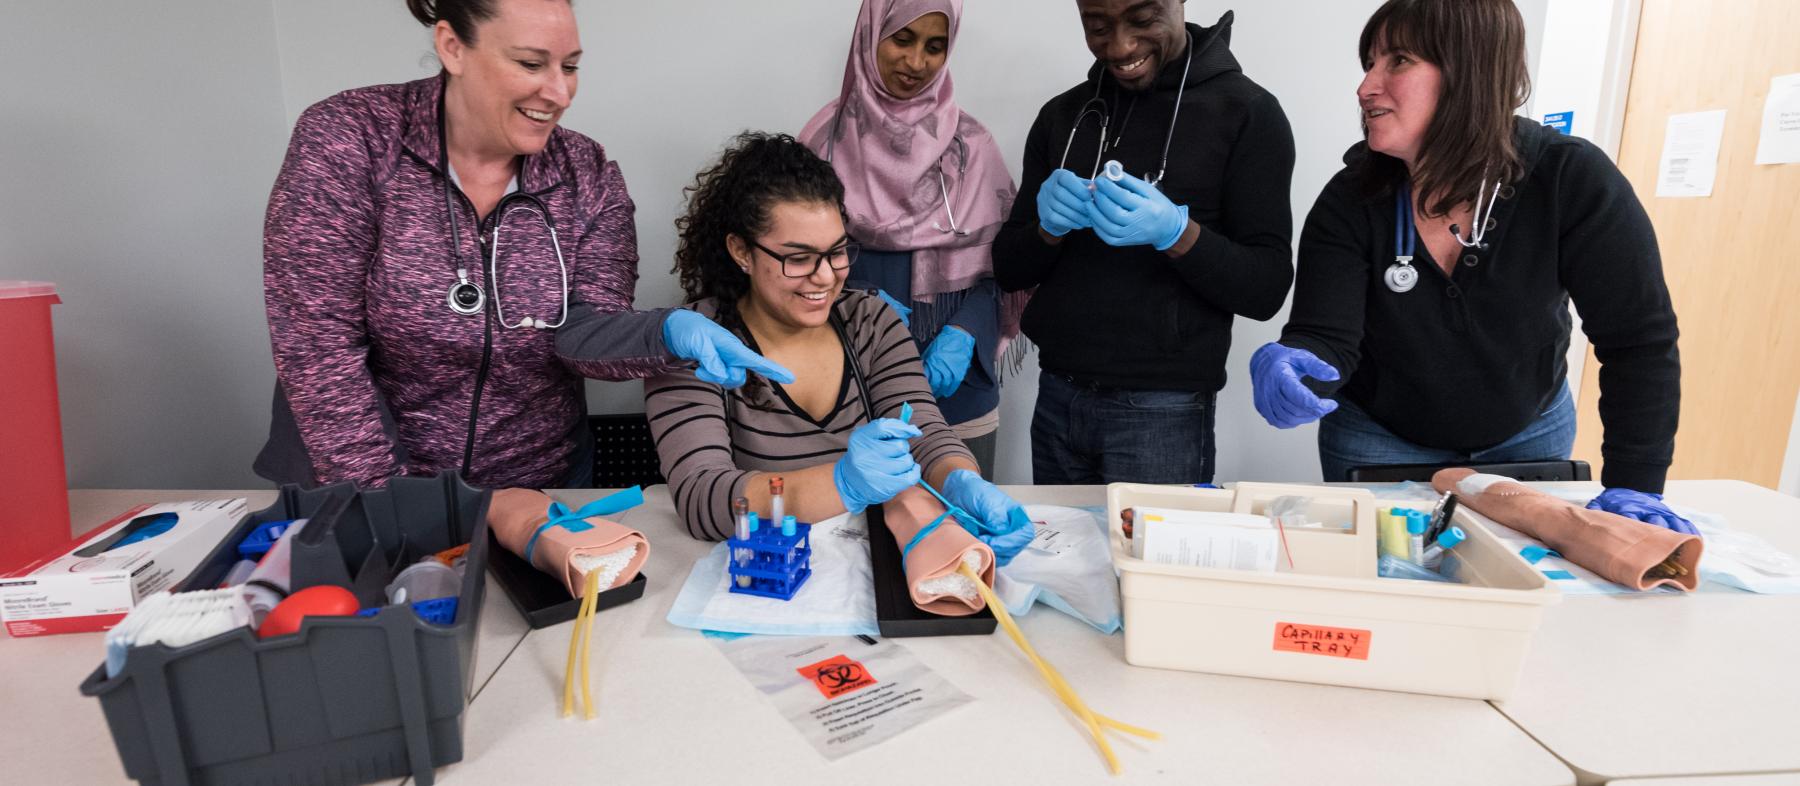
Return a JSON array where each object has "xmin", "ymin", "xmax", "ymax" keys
[{"xmin": 725, "ymin": 523, "xmax": 812, "ymax": 600}]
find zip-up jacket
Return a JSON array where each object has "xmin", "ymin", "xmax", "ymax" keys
[{"xmin": 258, "ymin": 76, "xmax": 673, "ymax": 489}]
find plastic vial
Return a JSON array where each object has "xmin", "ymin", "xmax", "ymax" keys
[
  {"xmin": 769, "ymin": 477, "xmax": 785, "ymax": 528},
  {"xmin": 781, "ymin": 514, "xmax": 797, "ymax": 537},
  {"xmin": 1406, "ymin": 510, "xmax": 1428, "ymax": 563},
  {"xmin": 732, "ymin": 497, "xmax": 752, "ymax": 587},
  {"xmin": 1421, "ymin": 526, "xmax": 1467, "ymax": 572}
]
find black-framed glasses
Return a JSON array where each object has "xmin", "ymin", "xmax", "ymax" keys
[{"xmin": 751, "ymin": 237, "xmax": 861, "ymax": 278}]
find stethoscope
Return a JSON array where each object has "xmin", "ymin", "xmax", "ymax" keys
[
  {"xmin": 1059, "ymin": 29, "xmax": 1194, "ymax": 188},
  {"xmin": 442, "ymin": 182, "xmax": 570, "ymax": 330},
  {"xmin": 821, "ymin": 106, "xmax": 972, "ymax": 237},
  {"xmin": 1386, "ymin": 178, "xmax": 1504, "ymax": 293},
  {"xmin": 932, "ymin": 137, "xmax": 970, "ymax": 236}
]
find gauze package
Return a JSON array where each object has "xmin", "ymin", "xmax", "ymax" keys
[
  {"xmin": 667, "ymin": 512, "xmax": 878, "ymax": 636},
  {"xmin": 992, "ymin": 505, "xmax": 1122, "ymax": 634},
  {"xmin": 711, "ymin": 634, "xmax": 972, "ymax": 760}
]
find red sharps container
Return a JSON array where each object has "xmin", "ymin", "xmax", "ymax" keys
[{"xmin": 0, "ymin": 281, "xmax": 72, "ymax": 573}]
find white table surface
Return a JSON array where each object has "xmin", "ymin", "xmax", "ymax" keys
[
  {"xmin": 1609, "ymin": 777, "xmax": 1800, "ymax": 786},
  {"xmin": 0, "ymin": 490, "xmax": 531, "ymax": 786},
  {"xmin": 1492, "ymin": 480, "xmax": 1800, "ymax": 783},
  {"xmin": 416, "ymin": 485, "xmax": 1573, "ymax": 786}
]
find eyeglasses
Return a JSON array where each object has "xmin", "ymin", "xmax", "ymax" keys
[{"xmin": 751, "ymin": 237, "xmax": 861, "ymax": 278}]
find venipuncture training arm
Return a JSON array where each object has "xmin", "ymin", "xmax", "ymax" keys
[
  {"xmin": 992, "ymin": 107, "xmax": 1068, "ymax": 292},
  {"xmin": 263, "ymin": 101, "xmax": 404, "ymax": 487},
  {"xmin": 1557, "ymin": 142, "xmax": 1681, "ymax": 494},
  {"xmin": 555, "ymin": 158, "xmax": 681, "ymax": 380},
  {"xmin": 1162, "ymin": 92, "xmax": 1297, "ymax": 321}
]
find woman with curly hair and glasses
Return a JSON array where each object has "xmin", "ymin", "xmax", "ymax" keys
[
  {"xmin": 643, "ymin": 132, "xmax": 1031, "ymax": 560},
  {"xmin": 1249, "ymin": 0, "xmax": 1688, "ymax": 533}
]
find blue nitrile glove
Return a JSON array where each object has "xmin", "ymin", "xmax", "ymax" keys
[
  {"xmin": 1089, "ymin": 171, "xmax": 1190, "ymax": 251},
  {"xmin": 662, "ymin": 309, "xmax": 795, "ymax": 389},
  {"xmin": 1250, "ymin": 342, "xmax": 1341, "ymax": 428},
  {"xmin": 1586, "ymin": 488, "xmax": 1700, "ymax": 536},
  {"xmin": 834, "ymin": 418, "xmax": 923, "ymax": 514},
  {"xmin": 875, "ymin": 289, "xmax": 913, "ymax": 327},
  {"xmin": 922, "ymin": 326, "xmax": 976, "ymax": 398},
  {"xmin": 941, "ymin": 468, "xmax": 1035, "ymax": 565},
  {"xmin": 1036, "ymin": 169, "xmax": 1094, "ymax": 237}
]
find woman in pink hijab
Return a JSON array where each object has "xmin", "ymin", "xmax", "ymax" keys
[{"xmin": 800, "ymin": 0, "xmax": 1022, "ymax": 478}]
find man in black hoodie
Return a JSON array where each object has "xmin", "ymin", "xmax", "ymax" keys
[{"xmin": 994, "ymin": 1, "xmax": 1295, "ymax": 484}]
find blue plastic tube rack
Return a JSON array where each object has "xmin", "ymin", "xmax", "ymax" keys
[{"xmin": 726, "ymin": 523, "xmax": 813, "ymax": 600}]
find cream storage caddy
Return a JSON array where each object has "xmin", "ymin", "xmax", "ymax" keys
[{"xmin": 1109, "ymin": 482, "xmax": 1560, "ymax": 700}]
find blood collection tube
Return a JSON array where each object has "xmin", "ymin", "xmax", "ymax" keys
[{"xmin": 769, "ymin": 477, "xmax": 785, "ymax": 528}]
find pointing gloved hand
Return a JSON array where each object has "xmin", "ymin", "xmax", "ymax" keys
[
  {"xmin": 1089, "ymin": 171, "xmax": 1190, "ymax": 251},
  {"xmin": 662, "ymin": 309, "xmax": 795, "ymax": 389},
  {"xmin": 941, "ymin": 468, "xmax": 1035, "ymax": 565},
  {"xmin": 834, "ymin": 419, "xmax": 923, "ymax": 514},
  {"xmin": 1586, "ymin": 488, "xmax": 1700, "ymax": 536},
  {"xmin": 921, "ymin": 326, "xmax": 976, "ymax": 398},
  {"xmin": 875, "ymin": 289, "xmax": 913, "ymax": 327},
  {"xmin": 1036, "ymin": 169, "xmax": 1095, "ymax": 237},
  {"xmin": 1250, "ymin": 342, "xmax": 1341, "ymax": 428}
]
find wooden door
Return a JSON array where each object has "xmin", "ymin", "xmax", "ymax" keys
[{"xmin": 1573, "ymin": 0, "xmax": 1800, "ymax": 486}]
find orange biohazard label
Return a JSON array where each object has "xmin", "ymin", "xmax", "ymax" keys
[
  {"xmin": 798, "ymin": 654, "xmax": 879, "ymax": 699},
  {"xmin": 1273, "ymin": 622, "xmax": 1372, "ymax": 660}
]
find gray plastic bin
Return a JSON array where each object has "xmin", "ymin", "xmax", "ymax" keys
[{"xmin": 78, "ymin": 472, "xmax": 490, "ymax": 786}]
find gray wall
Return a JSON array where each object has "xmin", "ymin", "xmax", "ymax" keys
[
  {"xmin": 0, "ymin": 2, "xmax": 289, "ymax": 489},
  {"xmin": 0, "ymin": 0, "xmax": 1546, "ymax": 489}
]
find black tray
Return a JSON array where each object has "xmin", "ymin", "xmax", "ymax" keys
[
  {"xmin": 867, "ymin": 503, "xmax": 997, "ymax": 638},
  {"xmin": 485, "ymin": 530, "xmax": 648, "ymax": 629}
]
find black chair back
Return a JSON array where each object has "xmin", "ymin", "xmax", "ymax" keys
[
  {"xmin": 590, "ymin": 413, "xmax": 665, "ymax": 488},
  {"xmin": 1345, "ymin": 460, "xmax": 1591, "ymax": 483}
]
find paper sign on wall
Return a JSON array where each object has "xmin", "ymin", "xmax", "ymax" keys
[
  {"xmin": 1754, "ymin": 73, "xmax": 1800, "ymax": 166},
  {"xmin": 1543, "ymin": 111, "xmax": 1573, "ymax": 135},
  {"xmin": 1655, "ymin": 109, "xmax": 1728, "ymax": 198}
]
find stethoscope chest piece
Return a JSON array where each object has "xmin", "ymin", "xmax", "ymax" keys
[
  {"xmin": 447, "ymin": 269, "xmax": 485, "ymax": 316},
  {"xmin": 1389, "ymin": 182, "xmax": 1420, "ymax": 294},
  {"xmin": 1385, "ymin": 259, "xmax": 1419, "ymax": 293}
]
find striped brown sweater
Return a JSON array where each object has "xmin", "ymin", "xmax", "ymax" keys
[{"xmin": 645, "ymin": 290, "xmax": 973, "ymax": 540}]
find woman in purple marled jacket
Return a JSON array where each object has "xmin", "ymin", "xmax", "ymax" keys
[{"xmin": 257, "ymin": 0, "xmax": 791, "ymax": 490}]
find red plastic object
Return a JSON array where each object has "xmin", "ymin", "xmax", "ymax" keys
[
  {"xmin": 0, "ymin": 282, "xmax": 71, "ymax": 575},
  {"xmin": 258, "ymin": 585, "xmax": 360, "ymax": 639}
]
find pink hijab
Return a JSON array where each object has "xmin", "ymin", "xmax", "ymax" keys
[{"xmin": 800, "ymin": 0, "xmax": 1026, "ymax": 347}]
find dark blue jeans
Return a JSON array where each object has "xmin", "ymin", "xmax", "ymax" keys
[
  {"xmin": 1317, "ymin": 381, "xmax": 1576, "ymax": 482},
  {"xmin": 1030, "ymin": 373, "xmax": 1217, "ymax": 485}
]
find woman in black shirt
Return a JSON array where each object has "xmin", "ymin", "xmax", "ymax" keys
[{"xmin": 1250, "ymin": 0, "xmax": 1691, "ymax": 533}]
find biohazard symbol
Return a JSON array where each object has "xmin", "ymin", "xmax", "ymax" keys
[{"xmin": 798, "ymin": 654, "xmax": 878, "ymax": 699}]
